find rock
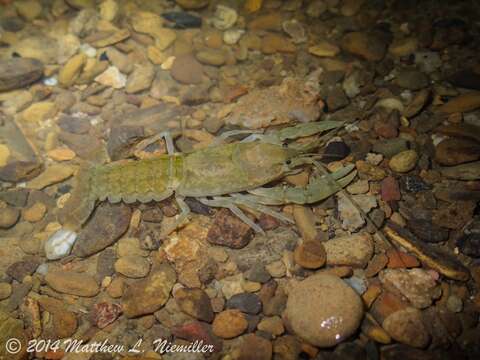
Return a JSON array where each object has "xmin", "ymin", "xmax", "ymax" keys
[
  {"xmin": 401, "ymin": 176, "xmax": 431, "ymax": 193},
  {"xmin": 212, "ymin": 309, "xmax": 248, "ymax": 339},
  {"xmin": 341, "ymin": 32, "xmax": 387, "ymax": 62},
  {"xmin": 226, "ymin": 293, "xmax": 262, "ymax": 315},
  {"xmin": 213, "ymin": 5, "xmax": 238, "ymax": 30},
  {"xmin": 174, "ymin": 287, "xmax": 214, "ymax": 322},
  {"xmin": 153, "ymin": 28, "xmax": 177, "ymax": 51},
  {"xmin": 207, "ymin": 208, "xmax": 253, "ymax": 249},
  {"xmin": 341, "ymin": 0, "xmax": 365, "ymax": 16},
  {"xmin": 309, "ymin": 41, "xmax": 340, "ymax": 57},
  {"xmin": 306, "ymin": 0, "xmax": 327, "ymax": 17},
  {"xmin": 94, "ymin": 66, "xmax": 127, "ymax": 89},
  {"xmin": 122, "ymin": 263, "xmax": 176, "ymax": 318},
  {"xmin": 196, "ymin": 49, "xmax": 226, "ymax": 66},
  {"xmin": 294, "ymin": 241, "xmax": 326, "ymax": 269},
  {"xmin": 44, "ymin": 228, "xmax": 77, "ymax": 260},
  {"xmin": 347, "ymin": 180, "xmax": 369, "ymax": 195},
  {"xmin": 66, "ymin": 0, "xmax": 95, "ymax": 9},
  {"xmin": 322, "ymin": 141, "xmax": 350, "ymax": 163},
  {"xmin": 406, "ymin": 219, "xmax": 449, "ymax": 243},
  {"xmin": 282, "ymin": 19, "xmax": 307, "ymax": 43},
  {"xmin": 395, "ymin": 69, "xmax": 429, "ymax": 90},
  {"xmin": 389, "ymin": 150, "xmax": 418, "ymax": 173},
  {"xmin": 117, "ymin": 237, "xmax": 149, "ymax": 257},
  {"xmin": 172, "ymin": 321, "xmax": 223, "ymax": 353},
  {"xmin": 0, "ymin": 58, "xmax": 44, "ymax": 91},
  {"xmin": 0, "ymin": 283, "xmax": 12, "ymax": 300},
  {"xmin": 441, "ymin": 161, "xmax": 480, "ymax": 180},
  {"xmin": 114, "ymin": 255, "xmax": 151, "ymax": 278},
  {"xmin": 126, "ymin": 63, "xmax": 155, "ymax": 94},
  {"xmin": 235, "ymin": 334, "xmax": 272, "ymax": 360},
  {"xmin": 171, "ymin": 55, "xmax": 204, "ymax": 85},
  {"xmin": 382, "ymin": 307, "xmax": 430, "ymax": 348},
  {"xmin": 175, "ymin": 0, "xmax": 209, "ymax": 9},
  {"xmin": 26, "ymin": 164, "xmax": 74, "ymax": 190},
  {"xmin": 0, "ymin": 145, "xmax": 10, "ymax": 167},
  {"xmin": 59, "ymin": 53, "xmax": 86, "ymax": 87},
  {"xmin": 324, "ymin": 233, "xmax": 374, "ymax": 268},
  {"xmin": 53, "ymin": 310, "xmax": 78, "ymax": 338},
  {"xmin": 91, "ymin": 302, "xmax": 122, "ymax": 329},
  {"xmin": 23, "ymin": 202, "xmax": 46, "ymax": 222},
  {"xmin": 99, "ymin": 0, "xmax": 118, "ymax": 21},
  {"xmin": 47, "ymin": 148, "xmax": 76, "ymax": 161},
  {"xmin": 14, "ymin": 0, "xmax": 42, "ymax": 20},
  {"xmin": 386, "ymin": 249, "xmax": 420, "ymax": 269},
  {"xmin": 258, "ymin": 316, "xmax": 284, "ymax": 336},
  {"xmin": 6, "ymin": 258, "xmax": 40, "ymax": 281},
  {"xmin": 266, "ymin": 260, "xmax": 286, "ymax": 278},
  {"xmin": 457, "ymin": 233, "xmax": 480, "ymax": 257},
  {"xmin": 224, "ymin": 29, "xmax": 245, "ymax": 45},
  {"xmin": 379, "ymin": 268, "xmax": 441, "ymax": 309},
  {"xmin": 435, "ymin": 138, "xmax": 480, "ymax": 166},
  {"xmin": 448, "ymin": 70, "xmax": 480, "ymax": 91},
  {"xmin": 432, "ymin": 201, "xmax": 475, "ymax": 230},
  {"xmin": 45, "ymin": 271, "xmax": 100, "ymax": 297},
  {"xmin": 0, "ymin": 206, "xmax": 20, "ymax": 229},
  {"xmin": 437, "ymin": 92, "xmax": 480, "ymax": 114},
  {"xmin": 73, "ymin": 203, "xmax": 131, "ymax": 257},
  {"xmin": 326, "ymin": 87, "xmax": 349, "ymax": 111},
  {"xmin": 285, "ymin": 273, "xmax": 364, "ymax": 347},
  {"xmin": 404, "ymin": 89, "xmax": 431, "ymax": 118},
  {"xmin": 162, "ymin": 11, "xmax": 202, "ymax": 29},
  {"xmin": 22, "ymin": 101, "xmax": 57, "ymax": 122},
  {"xmin": 381, "ymin": 176, "xmax": 401, "ymax": 202},
  {"xmin": 0, "ymin": 311, "xmax": 28, "ymax": 360},
  {"xmin": 248, "ymin": 13, "xmax": 283, "ymax": 31},
  {"xmin": 337, "ymin": 193, "xmax": 365, "ymax": 231},
  {"xmin": 261, "ymin": 34, "xmax": 296, "ymax": 54},
  {"xmin": 389, "ymin": 37, "xmax": 419, "ymax": 57},
  {"xmin": 12, "ymin": 36, "xmax": 58, "ymax": 64},
  {"xmin": 372, "ymin": 138, "xmax": 408, "ymax": 158}
]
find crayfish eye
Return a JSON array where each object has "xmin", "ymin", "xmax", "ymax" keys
[{"xmin": 286, "ymin": 160, "xmax": 292, "ymax": 165}]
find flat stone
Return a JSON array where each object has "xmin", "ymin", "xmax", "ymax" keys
[
  {"xmin": 0, "ymin": 311, "xmax": 28, "ymax": 360},
  {"xmin": 395, "ymin": 69, "xmax": 429, "ymax": 90},
  {"xmin": 175, "ymin": 0, "xmax": 209, "ymax": 9},
  {"xmin": 285, "ymin": 273, "xmax": 364, "ymax": 347},
  {"xmin": 389, "ymin": 150, "xmax": 418, "ymax": 173},
  {"xmin": 406, "ymin": 219, "xmax": 449, "ymax": 243},
  {"xmin": 0, "ymin": 58, "xmax": 44, "ymax": 91},
  {"xmin": 114, "ymin": 255, "xmax": 151, "ymax": 278},
  {"xmin": 196, "ymin": 49, "xmax": 226, "ymax": 66},
  {"xmin": 382, "ymin": 307, "xmax": 430, "ymax": 348},
  {"xmin": 437, "ymin": 92, "xmax": 480, "ymax": 114},
  {"xmin": 381, "ymin": 176, "xmax": 401, "ymax": 202},
  {"xmin": 212, "ymin": 309, "xmax": 248, "ymax": 339},
  {"xmin": 226, "ymin": 293, "xmax": 262, "ymax": 315},
  {"xmin": 23, "ymin": 202, "xmax": 47, "ymax": 222},
  {"xmin": 235, "ymin": 334, "xmax": 272, "ymax": 360},
  {"xmin": 248, "ymin": 12, "xmax": 283, "ymax": 31},
  {"xmin": 174, "ymin": 287, "xmax": 214, "ymax": 322},
  {"xmin": 45, "ymin": 270, "xmax": 100, "ymax": 297},
  {"xmin": 341, "ymin": 31, "xmax": 387, "ymax": 62},
  {"xmin": 0, "ymin": 206, "xmax": 20, "ymax": 229},
  {"xmin": 294, "ymin": 241, "xmax": 326, "ymax": 269},
  {"xmin": 125, "ymin": 63, "xmax": 156, "ymax": 93},
  {"xmin": 324, "ymin": 233, "xmax": 374, "ymax": 268},
  {"xmin": 59, "ymin": 53, "xmax": 86, "ymax": 87},
  {"xmin": 171, "ymin": 55, "xmax": 204, "ymax": 85},
  {"xmin": 337, "ymin": 192, "xmax": 365, "ymax": 231},
  {"xmin": 435, "ymin": 138, "xmax": 480, "ymax": 166},
  {"xmin": 207, "ymin": 208, "xmax": 253, "ymax": 249},
  {"xmin": 22, "ymin": 101, "xmax": 57, "ymax": 122},
  {"xmin": 123, "ymin": 263, "xmax": 176, "ymax": 318}
]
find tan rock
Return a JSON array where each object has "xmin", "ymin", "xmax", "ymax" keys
[
  {"xmin": 27, "ymin": 164, "xmax": 75, "ymax": 190},
  {"xmin": 324, "ymin": 233, "xmax": 374, "ymax": 268},
  {"xmin": 58, "ymin": 53, "xmax": 87, "ymax": 87},
  {"xmin": 0, "ymin": 283, "xmax": 12, "ymax": 300},
  {"xmin": 0, "ymin": 144, "xmax": 10, "ymax": 167},
  {"xmin": 147, "ymin": 46, "xmax": 167, "ymax": 65},
  {"xmin": 23, "ymin": 202, "xmax": 47, "ymax": 222},
  {"xmin": 45, "ymin": 271, "xmax": 100, "ymax": 297},
  {"xmin": 47, "ymin": 148, "xmax": 76, "ymax": 161},
  {"xmin": 340, "ymin": 0, "xmax": 366, "ymax": 16},
  {"xmin": 341, "ymin": 31, "xmax": 387, "ymax": 61},
  {"xmin": 248, "ymin": 12, "xmax": 283, "ymax": 31},
  {"xmin": 389, "ymin": 37, "xmax": 419, "ymax": 57},
  {"xmin": 22, "ymin": 102, "xmax": 57, "ymax": 122},
  {"xmin": 261, "ymin": 34, "xmax": 296, "ymax": 54},
  {"xmin": 153, "ymin": 28, "xmax": 177, "ymax": 51},
  {"xmin": 389, "ymin": 150, "xmax": 418, "ymax": 173},
  {"xmin": 99, "ymin": 0, "xmax": 118, "ymax": 21},
  {"xmin": 126, "ymin": 63, "xmax": 156, "ymax": 93},
  {"xmin": 176, "ymin": 0, "xmax": 209, "ymax": 9},
  {"xmin": 437, "ymin": 92, "xmax": 480, "ymax": 114},
  {"xmin": 114, "ymin": 255, "xmax": 151, "ymax": 278},
  {"xmin": 382, "ymin": 307, "xmax": 430, "ymax": 348},
  {"xmin": 131, "ymin": 11, "xmax": 163, "ymax": 35},
  {"xmin": 212, "ymin": 309, "xmax": 248, "ymax": 339},
  {"xmin": 309, "ymin": 41, "xmax": 340, "ymax": 57},
  {"xmin": 94, "ymin": 66, "xmax": 127, "ymax": 88}
]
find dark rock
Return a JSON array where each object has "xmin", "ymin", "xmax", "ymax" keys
[
  {"xmin": 372, "ymin": 138, "xmax": 408, "ymax": 157},
  {"xmin": 227, "ymin": 293, "xmax": 262, "ymax": 315},
  {"xmin": 58, "ymin": 131, "xmax": 103, "ymax": 160},
  {"xmin": 395, "ymin": 69, "xmax": 429, "ymax": 90},
  {"xmin": 448, "ymin": 70, "xmax": 480, "ymax": 90},
  {"xmin": 96, "ymin": 248, "xmax": 116, "ymax": 279},
  {"xmin": 107, "ymin": 126, "xmax": 145, "ymax": 161},
  {"xmin": 322, "ymin": 141, "xmax": 351, "ymax": 163},
  {"xmin": 207, "ymin": 208, "xmax": 254, "ymax": 249},
  {"xmin": 326, "ymin": 88, "xmax": 350, "ymax": 112},
  {"xmin": 141, "ymin": 205, "xmax": 164, "ymax": 223},
  {"xmin": 0, "ymin": 207, "xmax": 20, "ymax": 229},
  {"xmin": 57, "ymin": 115, "xmax": 91, "ymax": 134},
  {"xmin": 6, "ymin": 257, "xmax": 41, "ymax": 282},
  {"xmin": 401, "ymin": 176, "xmax": 431, "ymax": 193},
  {"xmin": 73, "ymin": 203, "xmax": 131, "ymax": 257},
  {"xmin": 236, "ymin": 334, "xmax": 272, "ymax": 360},
  {"xmin": 246, "ymin": 263, "xmax": 271, "ymax": 283},
  {"xmin": 381, "ymin": 344, "xmax": 436, "ymax": 360},
  {"xmin": 162, "ymin": 11, "xmax": 202, "ymax": 29},
  {"xmin": 0, "ymin": 16, "xmax": 25, "ymax": 32},
  {"xmin": 333, "ymin": 342, "xmax": 367, "ymax": 360},
  {"xmin": 0, "ymin": 189, "xmax": 29, "ymax": 207},
  {"xmin": 381, "ymin": 176, "xmax": 401, "ymax": 202},
  {"xmin": 185, "ymin": 197, "xmax": 214, "ymax": 216},
  {"xmin": 435, "ymin": 138, "xmax": 480, "ymax": 166},
  {"xmin": 0, "ymin": 161, "xmax": 43, "ymax": 183},
  {"xmin": 407, "ymin": 218, "xmax": 449, "ymax": 243},
  {"xmin": 0, "ymin": 58, "xmax": 44, "ymax": 91},
  {"xmin": 457, "ymin": 233, "xmax": 480, "ymax": 258}
]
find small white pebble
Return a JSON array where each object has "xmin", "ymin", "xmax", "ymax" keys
[
  {"xmin": 43, "ymin": 77, "xmax": 58, "ymax": 86},
  {"xmin": 80, "ymin": 43, "xmax": 97, "ymax": 58},
  {"xmin": 365, "ymin": 152, "xmax": 383, "ymax": 166},
  {"xmin": 45, "ymin": 229, "xmax": 78, "ymax": 260},
  {"xmin": 36, "ymin": 263, "xmax": 49, "ymax": 275}
]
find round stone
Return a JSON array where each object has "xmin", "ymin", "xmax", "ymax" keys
[
  {"xmin": 389, "ymin": 150, "xmax": 418, "ymax": 173},
  {"xmin": 285, "ymin": 273, "xmax": 364, "ymax": 347}
]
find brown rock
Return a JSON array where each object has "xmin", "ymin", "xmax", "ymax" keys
[
  {"xmin": 381, "ymin": 176, "xmax": 401, "ymax": 202},
  {"xmin": 365, "ymin": 253, "xmax": 388, "ymax": 278},
  {"xmin": 432, "ymin": 201, "xmax": 475, "ymax": 229},
  {"xmin": 90, "ymin": 302, "xmax": 122, "ymax": 329},
  {"xmin": 435, "ymin": 138, "xmax": 480, "ymax": 166},
  {"xmin": 207, "ymin": 208, "xmax": 253, "ymax": 249},
  {"xmin": 382, "ymin": 307, "xmax": 430, "ymax": 348},
  {"xmin": 45, "ymin": 271, "xmax": 100, "ymax": 297},
  {"xmin": 341, "ymin": 31, "xmax": 387, "ymax": 61},
  {"xmin": 386, "ymin": 249, "xmax": 420, "ymax": 268},
  {"xmin": 122, "ymin": 263, "xmax": 176, "ymax": 318},
  {"xmin": 293, "ymin": 241, "xmax": 326, "ymax": 269},
  {"xmin": 235, "ymin": 334, "xmax": 272, "ymax": 360},
  {"xmin": 261, "ymin": 34, "xmax": 296, "ymax": 54},
  {"xmin": 170, "ymin": 54, "xmax": 204, "ymax": 85},
  {"xmin": 175, "ymin": 0, "xmax": 209, "ymax": 9},
  {"xmin": 437, "ymin": 92, "xmax": 480, "ymax": 114},
  {"xmin": 174, "ymin": 287, "xmax": 214, "ymax": 322},
  {"xmin": 324, "ymin": 233, "xmax": 374, "ymax": 268},
  {"xmin": 53, "ymin": 310, "xmax": 78, "ymax": 338},
  {"xmin": 0, "ymin": 206, "xmax": 20, "ymax": 229},
  {"xmin": 23, "ymin": 202, "xmax": 47, "ymax": 222},
  {"xmin": 0, "ymin": 57, "xmax": 44, "ymax": 91},
  {"xmin": 114, "ymin": 256, "xmax": 151, "ymax": 278},
  {"xmin": 248, "ymin": 13, "xmax": 283, "ymax": 31},
  {"xmin": 0, "ymin": 310, "xmax": 28, "ymax": 360},
  {"xmin": 212, "ymin": 309, "xmax": 248, "ymax": 339}
]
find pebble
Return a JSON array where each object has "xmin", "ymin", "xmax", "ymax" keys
[
  {"xmin": 389, "ymin": 37, "xmax": 419, "ymax": 57},
  {"xmin": 174, "ymin": 287, "xmax": 214, "ymax": 322},
  {"xmin": 99, "ymin": 0, "xmax": 118, "ymax": 22},
  {"xmin": 117, "ymin": 237, "xmax": 149, "ymax": 257},
  {"xmin": 94, "ymin": 66, "xmax": 126, "ymax": 89},
  {"xmin": 223, "ymin": 29, "xmax": 244, "ymax": 45},
  {"xmin": 341, "ymin": 31, "xmax": 387, "ymax": 62},
  {"xmin": 379, "ymin": 268, "xmax": 441, "ymax": 309},
  {"xmin": 207, "ymin": 208, "xmax": 253, "ymax": 249},
  {"xmin": 441, "ymin": 161, "xmax": 480, "ymax": 180},
  {"xmin": 175, "ymin": 0, "xmax": 209, "ymax": 9},
  {"xmin": 21, "ymin": 101, "xmax": 57, "ymax": 122},
  {"xmin": 446, "ymin": 295, "xmax": 463, "ymax": 313},
  {"xmin": 381, "ymin": 176, "xmax": 401, "ymax": 202},
  {"xmin": 171, "ymin": 55, "xmax": 204, "ymax": 85},
  {"xmin": 294, "ymin": 241, "xmax": 326, "ymax": 269},
  {"xmin": 285, "ymin": 273, "xmax": 364, "ymax": 347},
  {"xmin": 91, "ymin": 302, "xmax": 122, "ymax": 329},
  {"xmin": 226, "ymin": 293, "xmax": 262, "ymax": 315},
  {"xmin": 347, "ymin": 180, "xmax": 369, "ymax": 194},
  {"xmin": 395, "ymin": 69, "xmax": 429, "ymax": 90},
  {"xmin": 0, "ymin": 283, "xmax": 12, "ymax": 300},
  {"xmin": 125, "ymin": 63, "xmax": 155, "ymax": 93},
  {"xmin": 58, "ymin": 53, "xmax": 86, "ymax": 87},
  {"xmin": 324, "ymin": 233, "xmax": 374, "ymax": 268},
  {"xmin": 257, "ymin": 316, "xmax": 285, "ymax": 336},
  {"xmin": 372, "ymin": 138, "xmax": 408, "ymax": 158},
  {"xmin": 437, "ymin": 92, "xmax": 480, "ymax": 114},
  {"xmin": 337, "ymin": 193, "xmax": 365, "ymax": 231},
  {"xmin": 196, "ymin": 49, "xmax": 227, "ymax": 66},
  {"xmin": 282, "ymin": 19, "xmax": 307, "ymax": 43},
  {"xmin": 248, "ymin": 13, "xmax": 283, "ymax": 31},
  {"xmin": 212, "ymin": 5, "xmax": 238, "ymax": 30},
  {"xmin": 212, "ymin": 309, "xmax": 248, "ymax": 339},
  {"xmin": 0, "ymin": 206, "xmax": 20, "ymax": 229},
  {"xmin": 0, "ymin": 58, "xmax": 44, "ymax": 92},
  {"xmin": 122, "ymin": 263, "xmax": 176, "ymax": 318},
  {"xmin": 406, "ymin": 219, "xmax": 449, "ymax": 243},
  {"xmin": 341, "ymin": 0, "xmax": 365, "ymax": 16},
  {"xmin": 0, "ymin": 311, "xmax": 28, "ymax": 360},
  {"xmin": 235, "ymin": 334, "xmax": 272, "ymax": 360},
  {"xmin": 0, "ymin": 144, "xmax": 10, "ymax": 167},
  {"xmin": 382, "ymin": 307, "xmax": 430, "ymax": 348},
  {"xmin": 114, "ymin": 255, "xmax": 151, "ymax": 278},
  {"xmin": 389, "ymin": 150, "xmax": 418, "ymax": 173},
  {"xmin": 45, "ymin": 271, "xmax": 100, "ymax": 297},
  {"xmin": 435, "ymin": 138, "xmax": 480, "ymax": 166},
  {"xmin": 322, "ymin": 141, "xmax": 351, "ymax": 163},
  {"xmin": 309, "ymin": 41, "xmax": 340, "ymax": 57},
  {"xmin": 265, "ymin": 260, "xmax": 286, "ymax": 278},
  {"xmin": 23, "ymin": 202, "xmax": 46, "ymax": 222},
  {"xmin": 47, "ymin": 148, "xmax": 76, "ymax": 161}
]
